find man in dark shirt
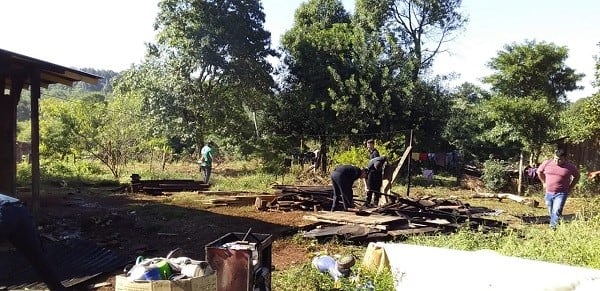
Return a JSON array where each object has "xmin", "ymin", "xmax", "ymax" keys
[
  {"xmin": 0, "ymin": 193, "xmax": 66, "ymax": 290},
  {"xmin": 330, "ymin": 165, "xmax": 367, "ymax": 211},
  {"xmin": 364, "ymin": 156, "xmax": 386, "ymax": 207},
  {"xmin": 366, "ymin": 139, "xmax": 380, "ymax": 159}
]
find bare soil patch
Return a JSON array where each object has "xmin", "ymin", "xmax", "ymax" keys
[{"xmin": 18, "ymin": 187, "xmax": 313, "ymax": 290}]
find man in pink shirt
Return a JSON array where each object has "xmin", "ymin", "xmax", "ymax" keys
[{"xmin": 537, "ymin": 149, "xmax": 580, "ymax": 229}]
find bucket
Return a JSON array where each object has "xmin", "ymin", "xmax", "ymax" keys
[
  {"xmin": 362, "ymin": 242, "xmax": 389, "ymax": 273},
  {"xmin": 155, "ymin": 260, "xmax": 172, "ymax": 279},
  {"xmin": 127, "ymin": 265, "xmax": 162, "ymax": 281},
  {"xmin": 143, "ymin": 267, "xmax": 162, "ymax": 280},
  {"xmin": 181, "ymin": 261, "xmax": 213, "ymax": 278}
]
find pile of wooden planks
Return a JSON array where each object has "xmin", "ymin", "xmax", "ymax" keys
[
  {"xmin": 302, "ymin": 195, "xmax": 507, "ymax": 241},
  {"xmin": 130, "ymin": 175, "xmax": 210, "ymax": 195},
  {"xmin": 263, "ymin": 185, "xmax": 507, "ymax": 242},
  {"xmin": 267, "ymin": 185, "xmax": 333, "ymax": 211},
  {"xmin": 197, "ymin": 191, "xmax": 276, "ymax": 207}
]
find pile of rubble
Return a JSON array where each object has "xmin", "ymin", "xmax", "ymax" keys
[{"xmin": 259, "ymin": 185, "xmax": 507, "ymax": 242}]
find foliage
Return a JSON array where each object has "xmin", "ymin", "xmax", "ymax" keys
[
  {"xmin": 594, "ymin": 42, "xmax": 600, "ymax": 89},
  {"xmin": 560, "ymin": 92, "xmax": 600, "ymax": 142},
  {"xmin": 132, "ymin": 0, "xmax": 276, "ymax": 153},
  {"xmin": 329, "ymin": 142, "xmax": 390, "ymax": 169},
  {"xmin": 273, "ymin": 261, "xmax": 394, "ymax": 290},
  {"xmin": 17, "ymin": 159, "xmax": 116, "ymax": 187},
  {"xmin": 384, "ymin": 0, "xmax": 467, "ymax": 80},
  {"xmin": 481, "ymin": 159, "xmax": 508, "ymax": 192},
  {"xmin": 16, "ymin": 161, "xmax": 32, "ymax": 185},
  {"xmin": 39, "ymin": 90, "xmax": 153, "ymax": 178},
  {"xmin": 576, "ymin": 167, "xmax": 600, "ymax": 197},
  {"xmin": 443, "ymin": 82, "xmax": 497, "ymax": 162},
  {"xmin": 479, "ymin": 95, "xmax": 558, "ymax": 163},
  {"xmin": 267, "ymin": 0, "xmax": 462, "ymax": 157},
  {"xmin": 275, "ymin": 0, "xmax": 355, "ymax": 136},
  {"xmin": 483, "ymin": 40, "xmax": 584, "ymax": 105}
]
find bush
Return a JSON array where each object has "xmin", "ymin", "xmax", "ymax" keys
[
  {"xmin": 16, "ymin": 161, "xmax": 32, "ymax": 185},
  {"xmin": 482, "ymin": 159, "xmax": 508, "ymax": 192},
  {"xmin": 576, "ymin": 168, "xmax": 600, "ymax": 197}
]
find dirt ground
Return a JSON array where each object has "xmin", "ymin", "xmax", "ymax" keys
[
  {"xmin": 19, "ymin": 187, "xmax": 314, "ymax": 290},
  {"xmin": 15, "ymin": 174, "xmax": 556, "ymax": 290}
]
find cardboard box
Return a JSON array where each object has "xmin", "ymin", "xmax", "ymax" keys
[{"xmin": 115, "ymin": 273, "xmax": 216, "ymax": 291}]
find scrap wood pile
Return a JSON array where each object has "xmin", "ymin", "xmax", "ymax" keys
[
  {"xmin": 197, "ymin": 191, "xmax": 276, "ymax": 207},
  {"xmin": 129, "ymin": 174, "xmax": 210, "ymax": 195},
  {"xmin": 261, "ymin": 185, "xmax": 508, "ymax": 242},
  {"xmin": 257, "ymin": 185, "xmax": 334, "ymax": 211}
]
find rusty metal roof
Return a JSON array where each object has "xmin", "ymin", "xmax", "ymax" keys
[
  {"xmin": 0, "ymin": 238, "xmax": 129, "ymax": 290},
  {"xmin": 0, "ymin": 48, "xmax": 101, "ymax": 89}
]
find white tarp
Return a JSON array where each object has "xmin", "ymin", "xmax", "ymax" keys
[{"xmin": 375, "ymin": 242, "xmax": 600, "ymax": 291}]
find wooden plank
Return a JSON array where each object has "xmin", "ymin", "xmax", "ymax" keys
[
  {"xmin": 303, "ymin": 211, "xmax": 408, "ymax": 230},
  {"xmin": 387, "ymin": 226, "xmax": 439, "ymax": 237},
  {"xmin": 381, "ymin": 146, "xmax": 412, "ymax": 194}
]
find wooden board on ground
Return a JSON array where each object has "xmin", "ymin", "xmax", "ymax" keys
[
  {"xmin": 201, "ymin": 195, "xmax": 276, "ymax": 206},
  {"xmin": 387, "ymin": 226, "xmax": 440, "ymax": 237},
  {"xmin": 304, "ymin": 211, "xmax": 408, "ymax": 230}
]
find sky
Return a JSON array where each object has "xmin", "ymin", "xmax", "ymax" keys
[{"xmin": 1, "ymin": 0, "xmax": 597, "ymax": 101}]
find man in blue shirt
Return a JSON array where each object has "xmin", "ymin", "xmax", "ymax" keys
[{"xmin": 0, "ymin": 193, "xmax": 66, "ymax": 290}]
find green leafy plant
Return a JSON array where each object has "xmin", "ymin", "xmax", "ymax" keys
[{"xmin": 482, "ymin": 159, "xmax": 508, "ymax": 192}]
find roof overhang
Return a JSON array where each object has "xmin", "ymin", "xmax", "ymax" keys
[{"xmin": 0, "ymin": 48, "xmax": 102, "ymax": 89}]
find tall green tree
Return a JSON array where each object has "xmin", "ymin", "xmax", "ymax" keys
[
  {"xmin": 483, "ymin": 40, "xmax": 584, "ymax": 105},
  {"xmin": 443, "ymin": 82, "xmax": 495, "ymax": 161},
  {"xmin": 371, "ymin": 0, "xmax": 465, "ymax": 149},
  {"xmin": 140, "ymin": 0, "xmax": 276, "ymax": 152},
  {"xmin": 480, "ymin": 95, "xmax": 557, "ymax": 163},
  {"xmin": 478, "ymin": 40, "xmax": 584, "ymax": 162},
  {"xmin": 384, "ymin": 0, "xmax": 467, "ymax": 81},
  {"xmin": 561, "ymin": 46, "xmax": 600, "ymax": 143},
  {"xmin": 271, "ymin": 0, "xmax": 354, "ymax": 136}
]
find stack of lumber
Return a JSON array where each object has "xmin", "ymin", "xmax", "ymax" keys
[
  {"xmin": 130, "ymin": 178, "xmax": 210, "ymax": 194},
  {"xmin": 197, "ymin": 190, "xmax": 276, "ymax": 207},
  {"xmin": 268, "ymin": 185, "xmax": 333, "ymax": 211}
]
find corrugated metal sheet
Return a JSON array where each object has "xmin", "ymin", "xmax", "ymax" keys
[{"xmin": 0, "ymin": 238, "xmax": 129, "ymax": 290}]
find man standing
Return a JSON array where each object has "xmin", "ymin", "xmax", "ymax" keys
[
  {"xmin": 537, "ymin": 149, "xmax": 580, "ymax": 229},
  {"xmin": 0, "ymin": 194, "xmax": 66, "ymax": 290},
  {"xmin": 364, "ymin": 156, "xmax": 386, "ymax": 207},
  {"xmin": 366, "ymin": 139, "xmax": 380, "ymax": 159},
  {"xmin": 330, "ymin": 165, "xmax": 367, "ymax": 211},
  {"xmin": 199, "ymin": 141, "xmax": 214, "ymax": 184}
]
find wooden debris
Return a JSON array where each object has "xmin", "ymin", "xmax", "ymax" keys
[
  {"xmin": 304, "ymin": 211, "xmax": 408, "ymax": 231},
  {"xmin": 471, "ymin": 192, "xmax": 539, "ymax": 207},
  {"xmin": 129, "ymin": 174, "xmax": 210, "ymax": 194}
]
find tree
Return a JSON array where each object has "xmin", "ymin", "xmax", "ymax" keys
[
  {"xmin": 384, "ymin": 0, "xmax": 467, "ymax": 81},
  {"xmin": 478, "ymin": 40, "xmax": 585, "ymax": 163},
  {"xmin": 39, "ymin": 92, "xmax": 151, "ymax": 178},
  {"xmin": 483, "ymin": 40, "xmax": 584, "ymax": 105},
  {"xmin": 443, "ymin": 82, "xmax": 495, "ymax": 161},
  {"xmin": 560, "ymin": 93, "xmax": 600, "ymax": 143},
  {"xmin": 479, "ymin": 95, "xmax": 557, "ymax": 163},
  {"xmin": 140, "ymin": 0, "xmax": 276, "ymax": 152}
]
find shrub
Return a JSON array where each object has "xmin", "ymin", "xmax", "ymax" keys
[{"xmin": 482, "ymin": 159, "xmax": 508, "ymax": 192}]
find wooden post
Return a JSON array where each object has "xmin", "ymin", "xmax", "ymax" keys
[
  {"xmin": 517, "ymin": 152, "xmax": 524, "ymax": 195},
  {"xmin": 31, "ymin": 68, "xmax": 41, "ymax": 220}
]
